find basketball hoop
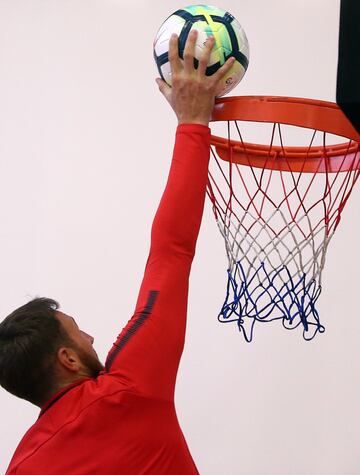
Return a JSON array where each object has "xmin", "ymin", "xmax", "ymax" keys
[{"xmin": 208, "ymin": 96, "xmax": 360, "ymax": 341}]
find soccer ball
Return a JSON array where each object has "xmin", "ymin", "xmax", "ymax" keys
[{"xmin": 153, "ymin": 5, "xmax": 249, "ymax": 97}]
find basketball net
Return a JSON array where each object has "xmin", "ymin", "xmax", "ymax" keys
[{"xmin": 207, "ymin": 97, "xmax": 360, "ymax": 341}]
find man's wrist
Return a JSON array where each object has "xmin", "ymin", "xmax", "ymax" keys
[{"xmin": 178, "ymin": 118, "xmax": 210, "ymax": 127}]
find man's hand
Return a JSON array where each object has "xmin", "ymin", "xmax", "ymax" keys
[{"xmin": 156, "ymin": 30, "xmax": 235, "ymax": 126}]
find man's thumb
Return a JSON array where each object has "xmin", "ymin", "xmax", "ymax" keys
[{"xmin": 155, "ymin": 78, "xmax": 171, "ymax": 100}]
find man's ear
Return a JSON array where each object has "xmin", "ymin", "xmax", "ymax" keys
[{"xmin": 56, "ymin": 347, "xmax": 81, "ymax": 373}]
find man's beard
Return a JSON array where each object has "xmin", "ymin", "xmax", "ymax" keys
[{"xmin": 76, "ymin": 345, "xmax": 105, "ymax": 378}]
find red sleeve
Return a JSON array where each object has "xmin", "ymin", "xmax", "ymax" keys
[{"xmin": 105, "ymin": 123, "xmax": 211, "ymax": 401}]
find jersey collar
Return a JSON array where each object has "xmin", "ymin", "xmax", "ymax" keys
[{"xmin": 39, "ymin": 378, "xmax": 90, "ymax": 418}]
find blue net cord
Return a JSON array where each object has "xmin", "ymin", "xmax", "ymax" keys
[{"xmin": 218, "ymin": 260, "xmax": 325, "ymax": 342}]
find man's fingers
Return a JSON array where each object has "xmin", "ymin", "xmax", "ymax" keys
[
  {"xmin": 212, "ymin": 56, "xmax": 236, "ymax": 84},
  {"xmin": 168, "ymin": 34, "xmax": 182, "ymax": 75},
  {"xmin": 183, "ymin": 29, "xmax": 198, "ymax": 73},
  {"xmin": 197, "ymin": 35, "xmax": 215, "ymax": 77}
]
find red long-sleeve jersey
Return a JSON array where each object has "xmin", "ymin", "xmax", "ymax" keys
[{"xmin": 6, "ymin": 124, "xmax": 211, "ymax": 475}]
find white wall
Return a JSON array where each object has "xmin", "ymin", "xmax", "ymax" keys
[{"xmin": 1, "ymin": 1, "xmax": 359, "ymax": 474}]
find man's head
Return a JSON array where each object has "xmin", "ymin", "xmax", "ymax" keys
[{"xmin": 0, "ymin": 298, "xmax": 104, "ymax": 407}]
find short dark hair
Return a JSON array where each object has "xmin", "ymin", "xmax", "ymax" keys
[{"xmin": 0, "ymin": 297, "xmax": 72, "ymax": 406}]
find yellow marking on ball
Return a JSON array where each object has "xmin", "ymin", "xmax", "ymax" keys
[{"xmin": 197, "ymin": 7, "xmax": 226, "ymax": 64}]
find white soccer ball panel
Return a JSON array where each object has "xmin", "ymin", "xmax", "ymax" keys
[
  {"xmin": 160, "ymin": 61, "xmax": 173, "ymax": 86},
  {"xmin": 154, "ymin": 15, "xmax": 185, "ymax": 45},
  {"xmin": 154, "ymin": 22, "xmax": 185, "ymax": 57},
  {"xmin": 233, "ymin": 18, "xmax": 250, "ymax": 57}
]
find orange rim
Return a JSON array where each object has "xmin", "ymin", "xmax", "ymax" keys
[{"xmin": 210, "ymin": 96, "xmax": 360, "ymax": 173}]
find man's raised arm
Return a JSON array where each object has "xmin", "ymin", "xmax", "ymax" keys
[{"xmin": 105, "ymin": 31, "xmax": 235, "ymax": 400}]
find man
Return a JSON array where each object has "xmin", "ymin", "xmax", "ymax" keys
[{"xmin": 0, "ymin": 31, "xmax": 235, "ymax": 474}]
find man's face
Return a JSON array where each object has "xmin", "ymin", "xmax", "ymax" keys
[{"xmin": 56, "ymin": 311, "xmax": 105, "ymax": 378}]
